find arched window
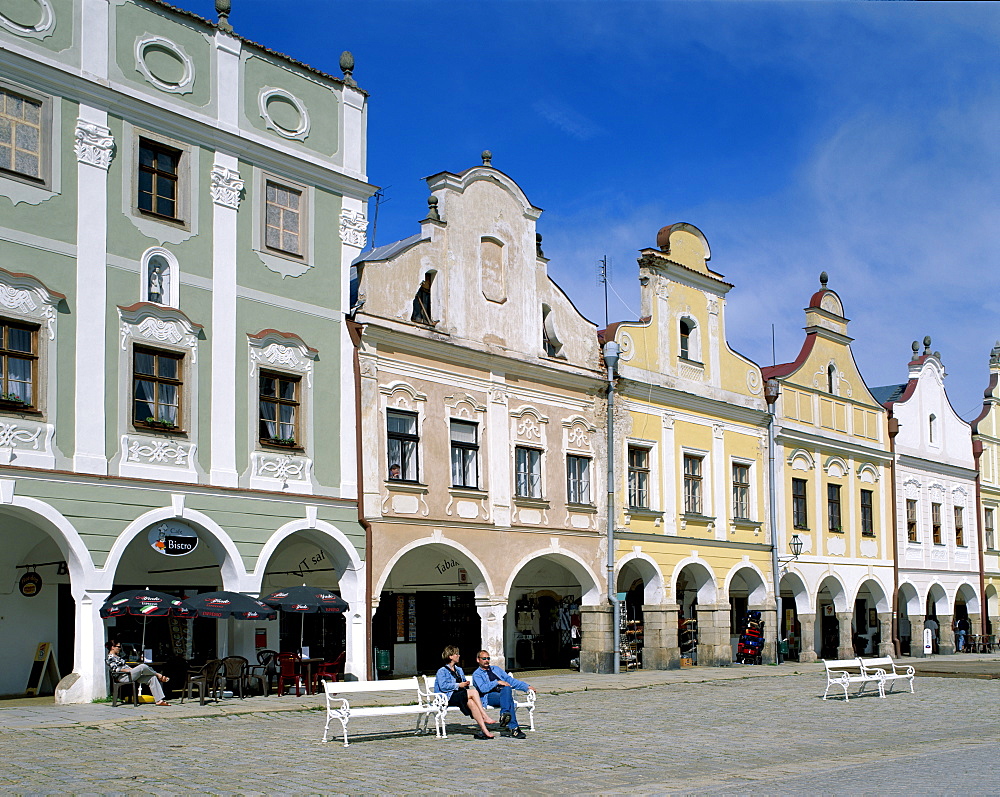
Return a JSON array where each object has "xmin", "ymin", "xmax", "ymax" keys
[
  {"xmin": 411, "ymin": 271, "xmax": 435, "ymax": 325},
  {"xmin": 827, "ymin": 364, "xmax": 836, "ymax": 394},
  {"xmin": 679, "ymin": 318, "xmax": 696, "ymax": 361},
  {"xmin": 929, "ymin": 413, "xmax": 936, "ymax": 444},
  {"xmin": 542, "ymin": 304, "xmax": 562, "ymax": 357}
]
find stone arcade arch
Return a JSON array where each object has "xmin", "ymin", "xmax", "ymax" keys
[
  {"xmin": 954, "ymin": 582, "xmax": 980, "ymax": 650},
  {"xmin": 102, "ymin": 508, "xmax": 248, "ymax": 688},
  {"xmin": 897, "ymin": 581, "xmax": 921, "ymax": 656},
  {"xmin": 853, "ymin": 578, "xmax": 891, "ymax": 656},
  {"xmin": 925, "ymin": 582, "xmax": 949, "ymax": 653},
  {"xmin": 672, "ymin": 558, "xmax": 730, "ymax": 666},
  {"xmin": 254, "ymin": 520, "xmax": 364, "ymax": 680},
  {"xmin": 615, "ymin": 552, "xmax": 665, "ymax": 669},
  {"xmin": 725, "ymin": 563, "xmax": 772, "ymax": 664},
  {"xmin": 985, "ymin": 584, "xmax": 999, "ymax": 636},
  {"xmin": 816, "ymin": 574, "xmax": 850, "ymax": 659},
  {"xmin": 0, "ymin": 496, "xmax": 96, "ymax": 703},
  {"xmin": 779, "ymin": 569, "xmax": 813, "ymax": 661},
  {"xmin": 373, "ymin": 537, "xmax": 491, "ymax": 675}
]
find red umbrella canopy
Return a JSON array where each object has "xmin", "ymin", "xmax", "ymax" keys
[
  {"xmin": 261, "ymin": 586, "xmax": 349, "ymax": 614},
  {"xmin": 100, "ymin": 589, "xmax": 189, "ymax": 618},
  {"xmin": 181, "ymin": 591, "xmax": 277, "ymax": 620}
]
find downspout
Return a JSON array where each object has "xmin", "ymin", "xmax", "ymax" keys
[
  {"xmin": 973, "ymin": 440, "xmax": 987, "ymax": 637},
  {"xmin": 603, "ymin": 340, "xmax": 621, "ymax": 675},
  {"xmin": 887, "ymin": 415, "xmax": 900, "ymax": 656},
  {"xmin": 347, "ymin": 318, "xmax": 374, "ymax": 680},
  {"xmin": 764, "ymin": 378, "xmax": 781, "ymax": 664}
]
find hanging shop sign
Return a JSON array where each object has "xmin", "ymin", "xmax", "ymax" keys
[
  {"xmin": 19, "ymin": 571, "xmax": 42, "ymax": 597},
  {"xmin": 148, "ymin": 520, "xmax": 199, "ymax": 556}
]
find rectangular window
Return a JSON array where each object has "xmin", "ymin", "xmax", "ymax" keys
[
  {"xmin": 627, "ymin": 446, "xmax": 649, "ymax": 509},
  {"xmin": 265, "ymin": 181, "xmax": 302, "ymax": 256},
  {"xmin": 133, "ymin": 347, "xmax": 182, "ymax": 430},
  {"xmin": 138, "ymin": 139, "xmax": 180, "ymax": 220},
  {"xmin": 906, "ymin": 499, "xmax": 918, "ymax": 542},
  {"xmin": 450, "ymin": 420, "xmax": 478, "ymax": 489},
  {"xmin": 827, "ymin": 484, "xmax": 842, "ymax": 532},
  {"xmin": 259, "ymin": 372, "xmax": 299, "ymax": 446},
  {"xmin": 683, "ymin": 454, "xmax": 703, "ymax": 515},
  {"xmin": 932, "ymin": 502, "xmax": 942, "ymax": 545},
  {"xmin": 514, "ymin": 446, "xmax": 542, "ymax": 499},
  {"xmin": 0, "ymin": 319, "xmax": 37, "ymax": 409},
  {"xmin": 860, "ymin": 489, "xmax": 874, "ymax": 537},
  {"xmin": 732, "ymin": 463, "xmax": 750, "ymax": 520},
  {"xmin": 792, "ymin": 478, "xmax": 808, "ymax": 529},
  {"xmin": 986, "ymin": 508, "xmax": 995, "ymax": 550},
  {"xmin": 386, "ymin": 409, "xmax": 418, "ymax": 481},
  {"xmin": 567, "ymin": 455, "xmax": 591, "ymax": 505},
  {"xmin": 0, "ymin": 88, "xmax": 42, "ymax": 181},
  {"xmin": 954, "ymin": 506, "xmax": 964, "ymax": 547}
]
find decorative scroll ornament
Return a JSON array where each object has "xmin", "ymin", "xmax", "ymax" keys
[
  {"xmin": 339, "ymin": 209, "xmax": 368, "ymax": 248},
  {"xmin": 126, "ymin": 437, "xmax": 191, "ymax": 466},
  {"xmin": 0, "ymin": 285, "xmax": 37, "ymax": 315},
  {"xmin": 210, "ymin": 165, "xmax": 244, "ymax": 209},
  {"xmin": 0, "ymin": 272, "xmax": 60, "ymax": 340},
  {"xmin": 119, "ymin": 305, "xmax": 201, "ymax": 363},
  {"xmin": 0, "ymin": 422, "xmax": 42, "ymax": 449},
  {"xmin": 74, "ymin": 120, "xmax": 115, "ymax": 169},
  {"xmin": 567, "ymin": 425, "xmax": 591, "ymax": 450},
  {"xmin": 249, "ymin": 343, "xmax": 313, "ymax": 386},
  {"xmin": 516, "ymin": 417, "xmax": 541, "ymax": 440},
  {"xmin": 256, "ymin": 453, "xmax": 306, "ymax": 482}
]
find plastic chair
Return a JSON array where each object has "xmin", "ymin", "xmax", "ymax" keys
[
  {"xmin": 247, "ymin": 649, "xmax": 277, "ymax": 696},
  {"xmin": 219, "ymin": 656, "xmax": 249, "ymax": 699},
  {"xmin": 181, "ymin": 659, "xmax": 223, "ymax": 705},
  {"xmin": 312, "ymin": 651, "xmax": 346, "ymax": 691},
  {"xmin": 108, "ymin": 663, "xmax": 140, "ymax": 708},
  {"xmin": 276, "ymin": 653, "xmax": 303, "ymax": 696}
]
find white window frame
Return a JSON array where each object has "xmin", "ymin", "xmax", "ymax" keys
[
  {"xmin": 0, "ymin": 78, "xmax": 58, "ymax": 202},
  {"xmin": 253, "ymin": 167, "xmax": 314, "ymax": 278},
  {"xmin": 514, "ymin": 445, "xmax": 542, "ymax": 499},
  {"xmin": 731, "ymin": 459, "xmax": 753, "ymax": 521},
  {"xmin": 683, "ymin": 452, "xmax": 705, "ymax": 515}
]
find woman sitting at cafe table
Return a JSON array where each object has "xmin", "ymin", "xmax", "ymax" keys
[{"xmin": 105, "ymin": 640, "xmax": 171, "ymax": 706}]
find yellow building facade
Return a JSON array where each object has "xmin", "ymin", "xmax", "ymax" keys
[
  {"xmin": 606, "ymin": 224, "xmax": 774, "ymax": 668},
  {"xmin": 763, "ymin": 274, "xmax": 894, "ymax": 662},
  {"xmin": 971, "ymin": 342, "xmax": 1000, "ymax": 636}
]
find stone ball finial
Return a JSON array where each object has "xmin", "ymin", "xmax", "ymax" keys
[
  {"xmin": 923, "ymin": 335, "xmax": 932, "ymax": 354},
  {"xmin": 215, "ymin": 0, "xmax": 233, "ymax": 32},
  {"xmin": 426, "ymin": 195, "xmax": 440, "ymax": 222},
  {"xmin": 934, "ymin": 351, "xmax": 941, "ymax": 360},
  {"xmin": 819, "ymin": 271, "xmax": 829, "ymax": 288},
  {"xmin": 911, "ymin": 340, "xmax": 920, "ymax": 357},
  {"xmin": 482, "ymin": 150, "xmax": 492, "ymax": 166},
  {"xmin": 339, "ymin": 51, "xmax": 356, "ymax": 87}
]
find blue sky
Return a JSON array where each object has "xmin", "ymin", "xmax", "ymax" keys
[{"xmin": 180, "ymin": 0, "xmax": 1000, "ymax": 418}]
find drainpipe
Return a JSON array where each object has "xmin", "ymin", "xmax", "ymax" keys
[
  {"xmin": 973, "ymin": 440, "xmax": 987, "ymax": 636},
  {"xmin": 347, "ymin": 319, "xmax": 374, "ymax": 680},
  {"xmin": 888, "ymin": 415, "xmax": 901, "ymax": 656},
  {"xmin": 764, "ymin": 378, "xmax": 781, "ymax": 664},
  {"xmin": 603, "ymin": 340, "xmax": 621, "ymax": 675}
]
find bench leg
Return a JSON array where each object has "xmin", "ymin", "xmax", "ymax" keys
[
  {"xmin": 340, "ymin": 717, "xmax": 350, "ymax": 748},
  {"xmin": 323, "ymin": 714, "xmax": 332, "ymax": 744},
  {"xmin": 527, "ymin": 706, "xmax": 535, "ymax": 731}
]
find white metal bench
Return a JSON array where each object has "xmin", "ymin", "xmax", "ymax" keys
[
  {"xmin": 860, "ymin": 656, "xmax": 915, "ymax": 695},
  {"xmin": 421, "ymin": 674, "xmax": 538, "ymax": 736},
  {"xmin": 322, "ymin": 677, "xmax": 445, "ymax": 747},
  {"xmin": 822, "ymin": 658, "xmax": 884, "ymax": 701}
]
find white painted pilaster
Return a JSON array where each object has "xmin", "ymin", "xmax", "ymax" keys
[
  {"xmin": 661, "ymin": 414, "xmax": 677, "ymax": 534},
  {"xmin": 73, "ymin": 106, "xmax": 111, "ymax": 475},
  {"xmin": 209, "ymin": 152, "xmax": 241, "ymax": 487},
  {"xmin": 488, "ymin": 374, "xmax": 510, "ymax": 527},
  {"xmin": 712, "ymin": 423, "xmax": 726, "ymax": 540},
  {"xmin": 338, "ymin": 194, "xmax": 367, "ymax": 500},
  {"xmin": 56, "ymin": 589, "xmax": 109, "ymax": 703},
  {"xmin": 80, "ymin": 0, "xmax": 110, "ymax": 81},
  {"xmin": 477, "ymin": 598, "xmax": 508, "ymax": 670}
]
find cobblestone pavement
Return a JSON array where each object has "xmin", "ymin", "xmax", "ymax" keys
[{"xmin": 1, "ymin": 659, "xmax": 998, "ymax": 795}]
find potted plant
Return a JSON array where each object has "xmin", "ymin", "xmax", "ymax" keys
[
  {"xmin": 266, "ymin": 436, "xmax": 297, "ymax": 447},
  {"xmin": 0, "ymin": 392, "xmax": 28, "ymax": 406},
  {"xmin": 144, "ymin": 416, "xmax": 178, "ymax": 431}
]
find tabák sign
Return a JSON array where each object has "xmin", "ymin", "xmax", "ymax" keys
[{"xmin": 148, "ymin": 520, "xmax": 199, "ymax": 556}]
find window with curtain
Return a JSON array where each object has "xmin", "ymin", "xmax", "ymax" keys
[
  {"xmin": 387, "ymin": 409, "xmax": 418, "ymax": 481},
  {"xmin": 133, "ymin": 347, "xmax": 182, "ymax": 429},
  {"xmin": 906, "ymin": 499, "xmax": 918, "ymax": 542},
  {"xmin": 450, "ymin": 420, "xmax": 478, "ymax": 488},
  {"xmin": 627, "ymin": 446, "xmax": 649, "ymax": 509},
  {"xmin": 514, "ymin": 446, "xmax": 542, "ymax": 498},
  {"xmin": 259, "ymin": 371, "xmax": 299, "ymax": 446},
  {"xmin": 566, "ymin": 455, "xmax": 591, "ymax": 504},
  {"xmin": 683, "ymin": 454, "xmax": 703, "ymax": 514},
  {"xmin": 732, "ymin": 463, "xmax": 750, "ymax": 520},
  {"xmin": 792, "ymin": 478, "xmax": 808, "ymax": 529},
  {"xmin": 0, "ymin": 319, "xmax": 37, "ymax": 408}
]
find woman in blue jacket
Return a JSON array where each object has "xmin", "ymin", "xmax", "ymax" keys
[{"xmin": 434, "ymin": 645, "xmax": 495, "ymax": 739}]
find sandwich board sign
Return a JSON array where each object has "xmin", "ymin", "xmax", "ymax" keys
[{"xmin": 26, "ymin": 642, "xmax": 61, "ymax": 696}]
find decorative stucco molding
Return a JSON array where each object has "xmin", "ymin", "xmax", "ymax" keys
[
  {"xmin": 124, "ymin": 435, "xmax": 192, "ymax": 467},
  {"xmin": 0, "ymin": 0, "xmax": 55, "ymax": 39},
  {"xmin": 0, "ymin": 419, "xmax": 55, "ymax": 468},
  {"xmin": 247, "ymin": 330, "xmax": 318, "ymax": 387},
  {"xmin": 339, "ymin": 209, "xmax": 368, "ymax": 248},
  {"xmin": 210, "ymin": 165, "xmax": 244, "ymax": 209},
  {"xmin": 0, "ymin": 267, "xmax": 63, "ymax": 340},
  {"xmin": 134, "ymin": 35, "xmax": 195, "ymax": 95},
  {"xmin": 258, "ymin": 87, "xmax": 310, "ymax": 140},
  {"xmin": 74, "ymin": 120, "xmax": 115, "ymax": 170},
  {"xmin": 118, "ymin": 303, "xmax": 202, "ymax": 362}
]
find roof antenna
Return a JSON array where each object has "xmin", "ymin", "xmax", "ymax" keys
[
  {"xmin": 368, "ymin": 187, "xmax": 390, "ymax": 252},
  {"xmin": 598, "ymin": 256, "xmax": 610, "ymax": 328}
]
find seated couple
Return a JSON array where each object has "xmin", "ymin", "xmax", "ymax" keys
[
  {"xmin": 433, "ymin": 646, "xmax": 534, "ymax": 740},
  {"xmin": 106, "ymin": 640, "xmax": 171, "ymax": 706}
]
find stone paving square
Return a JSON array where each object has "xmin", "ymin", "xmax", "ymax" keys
[{"xmin": 0, "ymin": 665, "xmax": 998, "ymax": 795}]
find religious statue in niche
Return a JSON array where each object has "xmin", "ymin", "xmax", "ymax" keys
[{"xmin": 146, "ymin": 257, "xmax": 170, "ymax": 305}]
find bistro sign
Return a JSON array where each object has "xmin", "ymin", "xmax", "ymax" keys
[{"xmin": 147, "ymin": 520, "xmax": 199, "ymax": 556}]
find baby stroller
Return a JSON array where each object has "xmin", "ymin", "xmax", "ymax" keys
[{"xmin": 737, "ymin": 610, "xmax": 765, "ymax": 665}]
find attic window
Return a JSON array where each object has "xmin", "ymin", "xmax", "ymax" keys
[
  {"xmin": 827, "ymin": 364, "xmax": 837, "ymax": 394},
  {"xmin": 411, "ymin": 271, "xmax": 435, "ymax": 326},
  {"xmin": 679, "ymin": 317, "xmax": 699, "ymax": 362},
  {"xmin": 929, "ymin": 413, "xmax": 936, "ymax": 444},
  {"xmin": 542, "ymin": 304, "xmax": 563, "ymax": 358}
]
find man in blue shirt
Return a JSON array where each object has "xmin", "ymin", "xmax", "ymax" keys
[{"xmin": 471, "ymin": 650, "xmax": 534, "ymax": 739}]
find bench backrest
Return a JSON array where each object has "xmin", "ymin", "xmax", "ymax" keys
[
  {"xmin": 323, "ymin": 676, "xmax": 422, "ymax": 697},
  {"xmin": 824, "ymin": 658, "xmax": 863, "ymax": 671},
  {"xmin": 860, "ymin": 656, "xmax": 894, "ymax": 669}
]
